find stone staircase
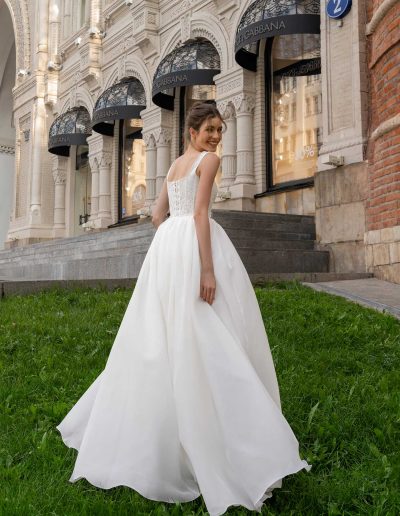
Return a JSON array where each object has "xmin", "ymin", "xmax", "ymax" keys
[
  {"xmin": 211, "ymin": 210, "xmax": 329, "ymax": 274},
  {"xmin": 0, "ymin": 210, "xmax": 330, "ymax": 281}
]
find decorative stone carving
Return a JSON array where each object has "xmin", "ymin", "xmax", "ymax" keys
[
  {"xmin": 130, "ymin": 1, "xmax": 160, "ymax": 62},
  {"xmin": 154, "ymin": 128, "xmax": 172, "ymax": 146},
  {"xmin": 180, "ymin": 13, "xmax": 191, "ymax": 42},
  {"xmin": 0, "ymin": 145, "xmax": 15, "ymax": 155},
  {"xmin": 52, "ymin": 169, "xmax": 67, "ymax": 184},
  {"xmin": 232, "ymin": 94, "xmax": 256, "ymax": 114}
]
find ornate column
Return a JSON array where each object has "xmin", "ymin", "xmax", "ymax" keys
[
  {"xmin": 233, "ymin": 93, "xmax": 256, "ymax": 186},
  {"xmin": 217, "ymin": 102, "xmax": 237, "ymax": 189},
  {"xmin": 29, "ymin": 98, "xmax": 47, "ymax": 224},
  {"xmin": 52, "ymin": 156, "xmax": 67, "ymax": 237},
  {"xmin": 98, "ymin": 153, "xmax": 112, "ymax": 224},
  {"xmin": 87, "ymin": 133, "xmax": 112, "ymax": 228},
  {"xmin": 143, "ymin": 132, "xmax": 157, "ymax": 215},
  {"xmin": 155, "ymin": 128, "xmax": 172, "ymax": 196},
  {"xmin": 88, "ymin": 156, "xmax": 99, "ymax": 220}
]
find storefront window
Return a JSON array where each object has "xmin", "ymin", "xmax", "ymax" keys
[
  {"xmin": 268, "ymin": 34, "xmax": 322, "ymax": 188},
  {"xmin": 119, "ymin": 118, "xmax": 146, "ymax": 221}
]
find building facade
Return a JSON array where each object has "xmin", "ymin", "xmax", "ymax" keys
[{"xmin": 0, "ymin": 0, "xmax": 399, "ymax": 282}]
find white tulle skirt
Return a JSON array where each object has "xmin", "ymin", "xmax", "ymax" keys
[{"xmin": 57, "ymin": 215, "xmax": 311, "ymax": 516}]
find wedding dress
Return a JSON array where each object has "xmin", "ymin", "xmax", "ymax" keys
[{"xmin": 57, "ymin": 150, "xmax": 311, "ymax": 515}]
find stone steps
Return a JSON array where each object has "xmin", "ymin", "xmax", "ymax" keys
[{"xmin": 0, "ymin": 210, "xmax": 330, "ymax": 280}]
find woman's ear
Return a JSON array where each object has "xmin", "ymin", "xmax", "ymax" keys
[{"xmin": 189, "ymin": 127, "xmax": 196, "ymax": 141}]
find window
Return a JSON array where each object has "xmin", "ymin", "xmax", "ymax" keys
[
  {"xmin": 118, "ymin": 118, "xmax": 146, "ymax": 221},
  {"xmin": 267, "ymin": 33, "xmax": 322, "ymax": 188}
]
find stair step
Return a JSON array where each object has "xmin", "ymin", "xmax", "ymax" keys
[
  {"xmin": 232, "ymin": 239, "xmax": 315, "ymax": 250},
  {"xmin": 237, "ymin": 249, "xmax": 330, "ymax": 274},
  {"xmin": 223, "ymin": 227, "xmax": 315, "ymax": 241}
]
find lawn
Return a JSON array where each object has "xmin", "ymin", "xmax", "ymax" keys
[{"xmin": 0, "ymin": 282, "xmax": 399, "ymax": 515}]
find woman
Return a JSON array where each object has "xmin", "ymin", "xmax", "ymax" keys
[{"xmin": 57, "ymin": 102, "xmax": 311, "ymax": 516}]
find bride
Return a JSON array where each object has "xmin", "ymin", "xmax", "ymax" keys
[{"xmin": 57, "ymin": 102, "xmax": 311, "ymax": 516}]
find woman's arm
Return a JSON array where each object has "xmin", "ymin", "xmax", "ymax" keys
[
  {"xmin": 151, "ymin": 178, "xmax": 169, "ymax": 229},
  {"xmin": 193, "ymin": 153, "xmax": 220, "ymax": 305}
]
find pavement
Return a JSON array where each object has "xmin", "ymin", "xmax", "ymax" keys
[{"xmin": 302, "ymin": 278, "xmax": 400, "ymax": 320}]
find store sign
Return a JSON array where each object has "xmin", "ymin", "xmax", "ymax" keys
[
  {"xmin": 326, "ymin": 0, "xmax": 352, "ymax": 19},
  {"xmin": 279, "ymin": 58, "xmax": 321, "ymax": 77}
]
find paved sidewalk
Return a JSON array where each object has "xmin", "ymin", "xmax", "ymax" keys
[{"xmin": 302, "ymin": 278, "xmax": 400, "ymax": 320}]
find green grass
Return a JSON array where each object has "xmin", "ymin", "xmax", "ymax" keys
[{"xmin": 0, "ymin": 282, "xmax": 399, "ymax": 516}]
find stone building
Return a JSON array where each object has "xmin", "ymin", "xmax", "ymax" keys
[{"xmin": 0, "ymin": 0, "xmax": 399, "ymax": 283}]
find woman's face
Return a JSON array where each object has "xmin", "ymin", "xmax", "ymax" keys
[{"xmin": 190, "ymin": 116, "xmax": 223, "ymax": 152}]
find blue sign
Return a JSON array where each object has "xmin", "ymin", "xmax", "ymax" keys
[{"xmin": 326, "ymin": 0, "xmax": 352, "ymax": 19}]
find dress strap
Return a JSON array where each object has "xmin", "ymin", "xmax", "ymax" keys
[{"xmin": 190, "ymin": 151, "xmax": 208, "ymax": 176}]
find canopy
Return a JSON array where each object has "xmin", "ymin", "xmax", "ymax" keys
[
  {"xmin": 152, "ymin": 39, "xmax": 220, "ymax": 110},
  {"xmin": 48, "ymin": 107, "xmax": 92, "ymax": 157},
  {"xmin": 92, "ymin": 77, "xmax": 146, "ymax": 136},
  {"xmin": 235, "ymin": 0, "xmax": 320, "ymax": 71}
]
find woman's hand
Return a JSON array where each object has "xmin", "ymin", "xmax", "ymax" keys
[{"xmin": 200, "ymin": 270, "xmax": 216, "ymax": 305}]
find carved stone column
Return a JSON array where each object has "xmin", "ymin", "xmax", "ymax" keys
[
  {"xmin": 30, "ymin": 98, "xmax": 47, "ymax": 224},
  {"xmin": 98, "ymin": 154, "xmax": 112, "ymax": 224},
  {"xmin": 233, "ymin": 93, "xmax": 256, "ymax": 186},
  {"xmin": 217, "ymin": 102, "xmax": 237, "ymax": 189},
  {"xmin": 87, "ymin": 133, "xmax": 112, "ymax": 228},
  {"xmin": 88, "ymin": 156, "xmax": 99, "ymax": 220},
  {"xmin": 143, "ymin": 132, "xmax": 157, "ymax": 214},
  {"xmin": 155, "ymin": 128, "xmax": 172, "ymax": 196},
  {"xmin": 52, "ymin": 156, "xmax": 67, "ymax": 237}
]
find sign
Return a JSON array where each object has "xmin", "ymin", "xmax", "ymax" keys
[{"xmin": 326, "ymin": 0, "xmax": 352, "ymax": 19}]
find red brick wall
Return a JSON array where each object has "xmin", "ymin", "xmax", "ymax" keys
[{"xmin": 366, "ymin": 1, "xmax": 400, "ymax": 231}]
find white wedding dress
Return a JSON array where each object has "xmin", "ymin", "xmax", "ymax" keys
[{"xmin": 57, "ymin": 151, "xmax": 311, "ymax": 515}]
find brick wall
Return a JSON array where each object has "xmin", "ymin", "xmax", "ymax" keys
[
  {"xmin": 366, "ymin": 0, "xmax": 400, "ymax": 232},
  {"xmin": 365, "ymin": 0, "xmax": 400, "ymax": 282}
]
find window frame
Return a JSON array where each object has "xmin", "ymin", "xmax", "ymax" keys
[
  {"xmin": 116, "ymin": 119, "xmax": 143, "ymax": 225},
  {"xmin": 255, "ymin": 37, "xmax": 316, "ymax": 199}
]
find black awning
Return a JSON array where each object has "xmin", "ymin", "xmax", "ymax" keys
[
  {"xmin": 48, "ymin": 107, "xmax": 92, "ymax": 157},
  {"xmin": 235, "ymin": 0, "xmax": 320, "ymax": 71},
  {"xmin": 92, "ymin": 77, "xmax": 146, "ymax": 136},
  {"xmin": 152, "ymin": 39, "xmax": 220, "ymax": 110}
]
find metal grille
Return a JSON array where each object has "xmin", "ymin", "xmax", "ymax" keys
[
  {"xmin": 237, "ymin": 0, "xmax": 320, "ymax": 31},
  {"xmin": 154, "ymin": 39, "xmax": 220, "ymax": 82},
  {"xmin": 94, "ymin": 77, "xmax": 146, "ymax": 110},
  {"xmin": 49, "ymin": 107, "xmax": 91, "ymax": 138}
]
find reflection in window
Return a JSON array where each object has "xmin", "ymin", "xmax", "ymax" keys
[
  {"xmin": 120, "ymin": 118, "xmax": 146, "ymax": 220},
  {"xmin": 270, "ymin": 34, "xmax": 322, "ymax": 186}
]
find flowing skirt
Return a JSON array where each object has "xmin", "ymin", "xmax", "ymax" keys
[{"xmin": 57, "ymin": 215, "xmax": 311, "ymax": 516}]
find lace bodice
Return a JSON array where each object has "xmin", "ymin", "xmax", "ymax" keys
[{"xmin": 167, "ymin": 151, "xmax": 217, "ymax": 217}]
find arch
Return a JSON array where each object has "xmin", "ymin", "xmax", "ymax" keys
[
  {"xmin": 59, "ymin": 98, "xmax": 71, "ymax": 115},
  {"xmin": 190, "ymin": 13, "xmax": 230, "ymax": 71},
  {"xmin": 3, "ymin": 0, "xmax": 31, "ymax": 74},
  {"xmin": 103, "ymin": 66, "xmax": 119, "ymax": 91},
  {"xmin": 156, "ymin": 13, "xmax": 229, "ymax": 72},
  {"xmin": 124, "ymin": 55, "xmax": 152, "ymax": 107},
  {"xmin": 76, "ymin": 87, "xmax": 95, "ymax": 112}
]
